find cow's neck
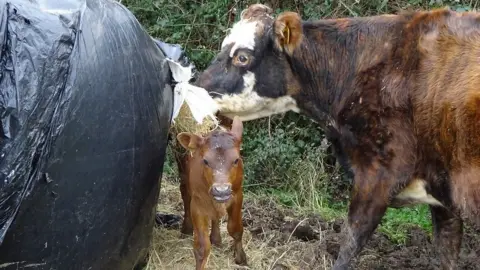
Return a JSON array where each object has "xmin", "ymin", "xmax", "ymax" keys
[{"xmin": 289, "ymin": 16, "xmax": 407, "ymax": 125}]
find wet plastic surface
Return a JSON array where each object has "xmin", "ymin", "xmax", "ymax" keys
[
  {"xmin": 153, "ymin": 38, "xmax": 196, "ymax": 73},
  {"xmin": 0, "ymin": 0, "xmax": 173, "ymax": 269}
]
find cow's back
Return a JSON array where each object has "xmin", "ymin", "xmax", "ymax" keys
[{"xmin": 413, "ymin": 10, "xmax": 480, "ymax": 166}]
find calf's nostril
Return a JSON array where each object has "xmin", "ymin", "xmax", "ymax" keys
[
  {"xmin": 214, "ymin": 185, "xmax": 230, "ymax": 192},
  {"xmin": 211, "ymin": 184, "xmax": 232, "ymax": 197}
]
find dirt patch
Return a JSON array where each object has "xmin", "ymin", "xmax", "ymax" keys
[{"xmin": 148, "ymin": 180, "xmax": 480, "ymax": 270}]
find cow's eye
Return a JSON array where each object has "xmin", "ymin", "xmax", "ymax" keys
[
  {"xmin": 238, "ymin": 55, "xmax": 247, "ymax": 63},
  {"xmin": 203, "ymin": 159, "xmax": 209, "ymax": 166},
  {"xmin": 233, "ymin": 158, "xmax": 240, "ymax": 165},
  {"xmin": 233, "ymin": 52, "xmax": 250, "ymax": 66}
]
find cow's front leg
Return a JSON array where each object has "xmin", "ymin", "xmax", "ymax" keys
[
  {"xmin": 430, "ymin": 205, "xmax": 463, "ymax": 270},
  {"xmin": 332, "ymin": 167, "xmax": 401, "ymax": 270}
]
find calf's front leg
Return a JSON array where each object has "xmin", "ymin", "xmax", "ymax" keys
[
  {"xmin": 191, "ymin": 209, "xmax": 211, "ymax": 270},
  {"xmin": 227, "ymin": 193, "xmax": 247, "ymax": 265}
]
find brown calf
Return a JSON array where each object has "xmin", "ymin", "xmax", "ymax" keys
[
  {"xmin": 193, "ymin": 4, "xmax": 480, "ymax": 270},
  {"xmin": 170, "ymin": 114, "xmax": 233, "ymax": 236},
  {"xmin": 176, "ymin": 116, "xmax": 247, "ymax": 269}
]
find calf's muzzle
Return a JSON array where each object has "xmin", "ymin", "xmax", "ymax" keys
[{"xmin": 211, "ymin": 183, "xmax": 232, "ymax": 202}]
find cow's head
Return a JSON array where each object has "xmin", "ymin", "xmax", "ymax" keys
[{"xmin": 195, "ymin": 4, "xmax": 305, "ymax": 121}]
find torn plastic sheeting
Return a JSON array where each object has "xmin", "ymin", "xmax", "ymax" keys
[
  {"xmin": 38, "ymin": 0, "xmax": 83, "ymax": 14},
  {"xmin": 0, "ymin": 0, "xmax": 172, "ymax": 269},
  {"xmin": 152, "ymin": 38, "xmax": 194, "ymax": 71},
  {"xmin": 167, "ymin": 60, "xmax": 219, "ymax": 125},
  {"xmin": 152, "ymin": 39, "xmax": 219, "ymax": 126}
]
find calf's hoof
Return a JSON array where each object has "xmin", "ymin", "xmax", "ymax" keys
[
  {"xmin": 180, "ymin": 221, "xmax": 194, "ymax": 237},
  {"xmin": 180, "ymin": 228, "xmax": 193, "ymax": 238},
  {"xmin": 234, "ymin": 248, "xmax": 247, "ymax": 266},
  {"xmin": 180, "ymin": 231, "xmax": 193, "ymax": 238},
  {"xmin": 210, "ymin": 234, "xmax": 222, "ymax": 247}
]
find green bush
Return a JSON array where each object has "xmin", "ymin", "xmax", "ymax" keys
[{"xmin": 241, "ymin": 113, "xmax": 324, "ymax": 187}]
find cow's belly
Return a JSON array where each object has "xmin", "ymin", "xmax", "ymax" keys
[{"xmin": 390, "ymin": 179, "xmax": 443, "ymax": 208}]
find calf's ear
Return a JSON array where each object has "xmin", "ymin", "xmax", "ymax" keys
[
  {"xmin": 176, "ymin": 132, "xmax": 204, "ymax": 151},
  {"xmin": 230, "ymin": 116, "xmax": 243, "ymax": 142},
  {"xmin": 274, "ymin": 11, "xmax": 303, "ymax": 55}
]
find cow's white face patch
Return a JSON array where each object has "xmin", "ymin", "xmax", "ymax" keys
[
  {"xmin": 221, "ymin": 20, "xmax": 257, "ymax": 58},
  {"xmin": 213, "ymin": 71, "xmax": 300, "ymax": 121}
]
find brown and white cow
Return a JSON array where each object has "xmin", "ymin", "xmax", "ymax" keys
[{"xmin": 194, "ymin": 3, "xmax": 480, "ymax": 270}]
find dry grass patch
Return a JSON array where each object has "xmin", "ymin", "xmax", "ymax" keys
[{"xmin": 146, "ymin": 179, "xmax": 334, "ymax": 270}]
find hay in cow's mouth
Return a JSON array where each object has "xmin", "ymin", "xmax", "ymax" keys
[
  {"xmin": 167, "ymin": 58, "xmax": 220, "ymax": 136},
  {"xmin": 171, "ymin": 101, "xmax": 218, "ymax": 136}
]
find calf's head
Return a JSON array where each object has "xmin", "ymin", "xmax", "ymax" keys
[
  {"xmin": 195, "ymin": 4, "xmax": 305, "ymax": 121},
  {"xmin": 176, "ymin": 116, "xmax": 244, "ymax": 203}
]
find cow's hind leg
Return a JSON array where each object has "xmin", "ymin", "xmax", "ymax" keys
[{"xmin": 430, "ymin": 205, "xmax": 463, "ymax": 270}]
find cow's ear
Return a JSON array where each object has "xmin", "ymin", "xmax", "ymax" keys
[
  {"xmin": 176, "ymin": 132, "xmax": 204, "ymax": 151},
  {"xmin": 274, "ymin": 11, "xmax": 303, "ymax": 55}
]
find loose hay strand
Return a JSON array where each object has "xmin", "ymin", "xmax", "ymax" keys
[{"xmin": 171, "ymin": 102, "xmax": 217, "ymax": 136}]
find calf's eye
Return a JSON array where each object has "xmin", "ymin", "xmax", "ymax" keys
[
  {"xmin": 233, "ymin": 158, "xmax": 239, "ymax": 165},
  {"xmin": 203, "ymin": 159, "xmax": 209, "ymax": 166}
]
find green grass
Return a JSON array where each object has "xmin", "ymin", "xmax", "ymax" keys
[
  {"xmin": 380, "ymin": 205, "xmax": 433, "ymax": 244},
  {"xmin": 121, "ymin": 0, "xmax": 476, "ymax": 244}
]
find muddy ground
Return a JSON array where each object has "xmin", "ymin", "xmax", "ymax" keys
[
  {"xmin": 151, "ymin": 180, "xmax": 480, "ymax": 270},
  {"xmin": 240, "ymin": 199, "xmax": 479, "ymax": 270}
]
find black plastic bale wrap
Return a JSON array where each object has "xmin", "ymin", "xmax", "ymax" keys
[{"xmin": 0, "ymin": 0, "xmax": 175, "ymax": 269}]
